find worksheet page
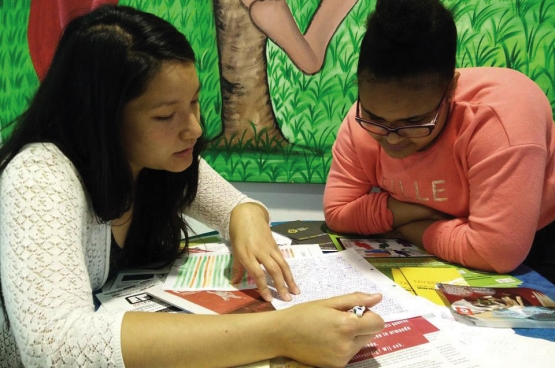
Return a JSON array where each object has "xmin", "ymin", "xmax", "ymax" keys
[{"xmin": 269, "ymin": 249, "xmax": 429, "ymax": 322}]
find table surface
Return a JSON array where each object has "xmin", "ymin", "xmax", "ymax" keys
[
  {"xmin": 101, "ymin": 229, "xmax": 555, "ymax": 343},
  {"xmin": 508, "ymin": 264, "xmax": 555, "ymax": 341},
  {"xmin": 189, "ymin": 228, "xmax": 555, "ymax": 342}
]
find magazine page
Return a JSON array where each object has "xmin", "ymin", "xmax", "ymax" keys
[
  {"xmin": 436, "ymin": 283, "xmax": 555, "ymax": 328},
  {"xmin": 347, "ymin": 317, "xmax": 481, "ymax": 368}
]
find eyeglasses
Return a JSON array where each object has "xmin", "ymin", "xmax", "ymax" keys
[{"xmin": 355, "ymin": 90, "xmax": 447, "ymax": 138}]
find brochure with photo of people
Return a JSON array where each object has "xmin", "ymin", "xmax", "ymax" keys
[{"xmin": 436, "ymin": 283, "xmax": 555, "ymax": 328}]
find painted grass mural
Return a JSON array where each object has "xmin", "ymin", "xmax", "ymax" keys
[{"xmin": 0, "ymin": 0, "xmax": 553, "ymax": 183}]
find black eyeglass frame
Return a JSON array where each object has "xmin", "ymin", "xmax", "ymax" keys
[{"xmin": 354, "ymin": 90, "xmax": 448, "ymax": 138}]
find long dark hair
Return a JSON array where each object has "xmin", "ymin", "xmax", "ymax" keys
[
  {"xmin": 358, "ymin": 0, "xmax": 457, "ymax": 83},
  {"xmin": 0, "ymin": 5, "xmax": 203, "ymax": 266}
]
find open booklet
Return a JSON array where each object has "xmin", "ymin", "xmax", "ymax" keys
[
  {"xmin": 147, "ymin": 249, "xmax": 427, "ymax": 323},
  {"xmin": 436, "ymin": 283, "xmax": 555, "ymax": 328},
  {"xmin": 96, "ymin": 233, "xmax": 555, "ymax": 368}
]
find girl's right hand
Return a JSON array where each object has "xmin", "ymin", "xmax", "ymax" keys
[{"xmin": 274, "ymin": 292, "xmax": 384, "ymax": 368}]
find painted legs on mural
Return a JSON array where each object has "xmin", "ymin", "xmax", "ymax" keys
[{"xmin": 242, "ymin": 0, "xmax": 359, "ymax": 75}]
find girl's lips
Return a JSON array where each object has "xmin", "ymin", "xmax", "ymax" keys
[
  {"xmin": 383, "ymin": 142, "xmax": 409, "ymax": 151},
  {"xmin": 174, "ymin": 147, "xmax": 194, "ymax": 157}
]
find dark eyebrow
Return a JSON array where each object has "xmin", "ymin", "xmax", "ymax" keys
[
  {"xmin": 149, "ymin": 84, "xmax": 202, "ymax": 110},
  {"xmin": 361, "ymin": 103, "xmax": 434, "ymax": 121},
  {"xmin": 150, "ymin": 100, "xmax": 179, "ymax": 109}
]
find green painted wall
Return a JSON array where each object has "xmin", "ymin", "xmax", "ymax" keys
[{"xmin": 0, "ymin": 0, "xmax": 553, "ymax": 182}]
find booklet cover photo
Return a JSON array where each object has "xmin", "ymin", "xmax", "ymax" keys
[{"xmin": 436, "ymin": 283, "xmax": 555, "ymax": 328}]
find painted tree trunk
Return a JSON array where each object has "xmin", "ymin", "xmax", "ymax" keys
[{"xmin": 212, "ymin": 0, "xmax": 288, "ymax": 150}]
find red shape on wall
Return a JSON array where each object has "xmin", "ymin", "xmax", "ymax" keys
[{"xmin": 28, "ymin": 0, "xmax": 119, "ymax": 81}]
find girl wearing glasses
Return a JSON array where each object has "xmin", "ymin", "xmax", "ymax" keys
[{"xmin": 324, "ymin": 0, "xmax": 555, "ymax": 282}]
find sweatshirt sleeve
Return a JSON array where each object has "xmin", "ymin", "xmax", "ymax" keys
[
  {"xmin": 422, "ymin": 89, "xmax": 551, "ymax": 273},
  {"xmin": 0, "ymin": 146, "xmax": 125, "ymax": 367},
  {"xmin": 423, "ymin": 144, "xmax": 547, "ymax": 273},
  {"xmin": 185, "ymin": 158, "xmax": 268, "ymax": 240},
  {"xmin": 324, "ymin": 108, "xmax": 394, "ymax": 235}
]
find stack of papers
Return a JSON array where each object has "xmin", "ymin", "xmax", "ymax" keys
[{"xmin": 94, "ymin": 231, "xmax": 555, "ymax": 367}]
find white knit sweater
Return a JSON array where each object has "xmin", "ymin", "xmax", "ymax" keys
[{"xmin": 0, "ymin": 143, "xmax": 259, "ymax": 367}]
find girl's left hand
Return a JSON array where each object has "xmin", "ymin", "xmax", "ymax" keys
[{"xmin": 228, "ymin": 203, "xmax": 300, "ymax": 302}]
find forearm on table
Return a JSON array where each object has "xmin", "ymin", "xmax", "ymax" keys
[
  {"xmin": 396, "ymin": 218, "xmax": 522, "ymax": 273},
  {"xmin": 393, "ymin": 220, "xmax": 437, "ymax": 248},
  {"xmin": 121, "ymin": 311, "xmax": 282, "ymax": 368},
  {"xmin": 420, "ymin": 218, "xmax": 532, "ymax": 273},
  {"xmin": 324, "ymin": 191, "xmax": 393, "ymax": 234},
  {"xmin": 387, "ymin": 196, "xmax": 451, "ymax": 228}
]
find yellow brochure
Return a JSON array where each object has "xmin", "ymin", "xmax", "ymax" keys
[
  {"xmin": 391, "ymin": 268, "xmax": 416, "ymax": 295},
  {"xmin": 399, "ymin": 267, "xmax": 468, "ymax": 306}
]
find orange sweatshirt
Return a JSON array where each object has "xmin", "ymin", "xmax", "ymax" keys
[{"xmin": 324, "ymin": 67, "xmax": 555, "ymax": 273}]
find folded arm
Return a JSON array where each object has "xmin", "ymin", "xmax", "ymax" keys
[
  {"xmin": 324, "ymin": 122, "xmax": 395, "ymax": 235},
  {"xmin": 385, "ymin": 145, "xmax": 547, "ymax": 273},
  {"xmin": 418, "ymin": 145, "xmax": 546, "ymax": 273},
  {"xmin": 325, "ymin": 113, "xmax": 547, "ymax": 274}
]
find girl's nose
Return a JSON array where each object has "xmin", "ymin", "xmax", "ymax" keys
[
  {"xmin": 385, "ymin": 132, "xmax": 404, "ymax": 144},
  {"xmin": 180, "ymin": 114, "xmax": 203, "ymax": 140}
]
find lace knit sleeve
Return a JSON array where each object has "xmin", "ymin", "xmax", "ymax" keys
[
  {"xmin": 185, "ymin": 158, "xmax": 268, "ymax": 240},
  {"xmin": 0, "ymin": 144, "xmax": 125, "ymax": 367}
]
